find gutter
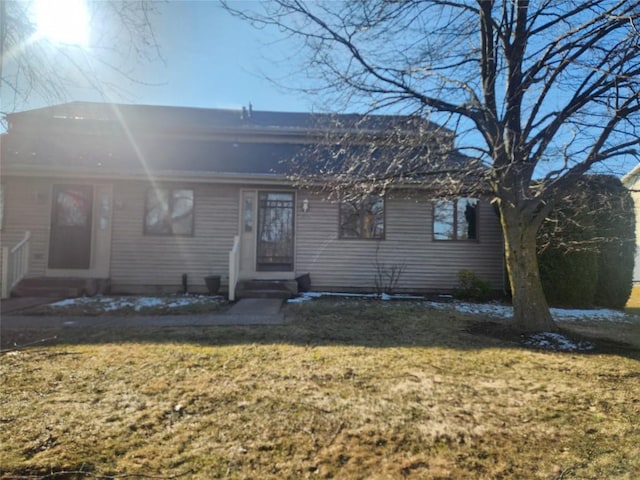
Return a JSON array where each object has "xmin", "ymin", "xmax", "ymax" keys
[{"xmin": 0, "ymin": 165, "xmax": 294, "ymax": 186}]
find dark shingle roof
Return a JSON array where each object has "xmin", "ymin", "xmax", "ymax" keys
[
  {"xmin": 5, "ymin": 101, "xmax": 448, "ymax": 136},
  {"xmin": 4, "ymin": 133, "xmax": 304, "ymax": 175},
  {"xmin": 2, "ymin": 102, "xmax": 462, "ymax": 178}
]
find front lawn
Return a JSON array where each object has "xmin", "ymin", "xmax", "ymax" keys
[{"xmin": 1, "ymin": 300, "xmax": 639, "ymax": 479}]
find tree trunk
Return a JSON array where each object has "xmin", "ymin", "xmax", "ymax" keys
[{"xmin": 500, "ymin": 205, "xmax": 558, "ymax": 333}]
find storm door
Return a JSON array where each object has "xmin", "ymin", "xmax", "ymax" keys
[
  {"xmin": 48, "ymin": 185, "xmax": 93, "ymax": 269},
  {"xmin": 256, "ymin": 192, "xmax": 294, "ymax": 271}
]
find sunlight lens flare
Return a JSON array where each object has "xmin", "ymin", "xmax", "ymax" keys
[{"xmin": 34, "ymin": 0, "xmax": 90, "ymax": 47}]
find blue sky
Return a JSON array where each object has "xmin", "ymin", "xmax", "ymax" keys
[
  {"xmin": 130, "ymin": 1, "xmax": 314, "ymax": 112},
  {"xmin": 3, "ymin": 1, "xmax": 636, "ymax": 176},
  {"xmin": 3, "ymin": 1, "xmax": 314, "ymax": 114}
]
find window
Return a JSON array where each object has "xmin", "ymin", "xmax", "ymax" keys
[
  {"xmin": 433, "ymin": 198, "xmax": 478, "ymax": 240},
  {"xmin": 243, "ymin": 196, "xmax": 253, "ymax": 233},
  {"xmin": 0, "ymin": 184, "xmax": 4, "ymax": 230},
  {"xmin": 145, "ymin": 188, "xmax": 194, "ymax": 235},
  {"xmin": 339, "ymin": 195, "xmax": 385, "ymax": 239}
]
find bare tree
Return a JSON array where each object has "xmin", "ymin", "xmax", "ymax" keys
[
  {"xmin": 0, "ymin": 0, "xmax": 162, "ymax": 119},
  {"xmin": 223, "ymin": 0, "xmax": 640, "ymax": 332}
]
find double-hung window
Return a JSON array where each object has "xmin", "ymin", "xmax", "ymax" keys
[
  {"xmin": 433, "ymin": 198, "xmax": 478, "ymax": 240},
  {"xmin": 339, "ymin": 194, "xmax": 385, "ymax": 239},
  {"xmin": 145, "ymin": 188, "xmax": 194, "ymax": 235}
]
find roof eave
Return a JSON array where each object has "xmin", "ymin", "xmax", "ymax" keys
[
  {"xmin": 622, "ymin": 163, "xmax": 640, "ymax": 187},
  {"xmin": 0, "ymin": 165, "xmax": 293, "ymax": 185}
]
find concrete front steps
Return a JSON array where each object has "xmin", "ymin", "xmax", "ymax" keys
[
  {"xmin": 11, "ymin": 277, "xmax": 109, "ymax": 298},
  {"xmin": 235, "ymin": 279, "xmax": 297, "ymax": 300}
]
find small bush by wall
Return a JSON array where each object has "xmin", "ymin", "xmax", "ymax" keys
[{"xmin": 453, "ymin": 269, "xmax": 493, "ymax": 302}]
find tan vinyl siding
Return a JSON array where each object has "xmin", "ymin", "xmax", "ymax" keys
[
  {"xmin": 109, "ymin": 181, "xmax": 239, "ymax": 291},
  {"xmin": 1, "ymin": 177, "xmax": 53, "ymax": 277},
  {"xmin": 2, "ymin": 175, "xmax": 504, "ymax": 294},
  {"xmin": 295, "ymin": 191, "xmax": 504, "ymax": 292},
  {"xmin": 630, "ymin": 181, "xmax": 640, "ymax": 247}
]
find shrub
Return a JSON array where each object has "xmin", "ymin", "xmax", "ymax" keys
[
  {"xmin": 453, "ymin": 269, "xmax": 492, "ymax": 302},
  {"xmin": 590, "ymin": 176, "xmax": 635, "ymax": 308},
  {"xmin": 538, "ymin": 248, "xmax": 598, "ymax": 308},
  {"xmin": 537, "ymin": 175, "xmax": 635, "ymax": 309}
]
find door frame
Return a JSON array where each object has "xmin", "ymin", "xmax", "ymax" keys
[
  {"xmin": 46, "ymin": 182, "xmax": 113, "ymax": 278},
  {"xmin": 238, "ymin": 188, "xmax": 296, "ymax": 280}
]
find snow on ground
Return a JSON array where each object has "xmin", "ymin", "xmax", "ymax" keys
[
  {"xmin": 48, "ymin": 292, "xmax": 634, "ymax": 353},
  {"xmin": 288, "ymin": 291, "xmax": 636, "ymax": 352},
  {"xmin": 523, "ymin": 332, "xmax": 594, "ymax": 352},
  {"xmin": 50, "ymin": 295, "xmax": 220, "ymax": 312},
  {"xmin": 288, "ymin": 291, "xmax": 425, "ymax": 303},
  {"xmin": 289, "ymin": 291, "xmax": 634, "ymax": 324},
  {"xmin": 426, "ymin": 301, "xmax": 514, "ymax": 319},
  {"xmin": 424, "ymin": 299, "xmax": 633, "ymax": 323},
  {"xmin": 53, "ymin": 292, "xmax": 634, "ymax": 326}
]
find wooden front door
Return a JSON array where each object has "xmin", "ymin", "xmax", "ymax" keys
[{"xmin": 48, "ymin": 184, "xmax": 93, "ymax": 269}]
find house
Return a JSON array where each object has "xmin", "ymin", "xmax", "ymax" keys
[
  {"xmin": 622, "ymin": 164, "xmax": 640, "ymax": 284},
  {"xmin": 0, "ymin": 102, "xmax": 504, "ymax": 299}
]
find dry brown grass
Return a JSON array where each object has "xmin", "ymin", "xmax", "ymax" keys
[{"xmin": 1, "ymin": 299, "xmax": 639, "ymax": 479}]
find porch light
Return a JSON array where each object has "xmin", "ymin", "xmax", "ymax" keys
[{"xmin": 302, "ymin": 199, "xmax": 309, "ymax": 213}]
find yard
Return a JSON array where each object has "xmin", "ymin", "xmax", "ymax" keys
[{"xmin": 1, "ymin": 298, "xmax": 639, "ymax": 479}]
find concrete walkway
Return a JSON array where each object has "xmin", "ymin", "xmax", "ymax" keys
[{"xmin": 0, "ymin": 298, "xmax": 286, "ymax": 329}]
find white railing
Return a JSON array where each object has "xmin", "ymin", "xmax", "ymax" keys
[
  {"xmin": 228, "ymin": 235, "xmax": 240, "ymax": 301},
  {"xmin": 1, "ymin": 231, "xmax": 31, "ymax": 299}
]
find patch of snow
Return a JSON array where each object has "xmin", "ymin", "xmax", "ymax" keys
[
  {"xmin": 287, "ymin": 291, "xmax": 425, "ymax": 304},
  {"xmin": 48, "ymin": 294, "xmax": 220, "ymax": 312},
  {"xmin": 425, "ymin": 301, "xmax": 514, "ymax": 318},
  {"xmin": 53, "ymin": 292, "xmax": 633, "ymax": 325},
  {"xmin": 166, "ymin": 295, "xmax": 220, "ymax": 308},
  {"xmin": 523, "ymin": 332, "xmax": 594, "ymax": 352},
  {"xmin": 300, "ymin": 292, "xmax": 325, "ymax": 298},
  {"xmin": 423, "ymin": 300, "xmax": 633, "ymax": 324},
  {"xmin": 289, "ymin": 292, "xmax": 634, "ymax": 324},
  {"xmin": 287, "ymin": 292, "xmax": 376, "ymax": 303},
  {"xmin": 166, "ymin": 298, "xmax": 196, "ymax": 308},
  {"xmin": 132, "ymin": 297, "xmax": 165, "ymax": 311},
  {"xmin": 317, "ymin": 292, "xmax": 379, "ymax": 298},
  {"xmin": 50, "ymin": 297, "xmax": 95, "ymax": 307},
  {"xmin": 550, "ymin": 307, "xmax": 629, "ymax": 323},
  {"xmin": 287, "ymin": 296, "xmax": 312, "ymax": 303}
]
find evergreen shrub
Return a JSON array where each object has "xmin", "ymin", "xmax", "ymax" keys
[
  {"xmin": 537, "ymin": 175, "xmax": 635, "ymax": 309},
  {"xmin": 591, "ymin": 176, "xmax": 635, "ymax": 308}
]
